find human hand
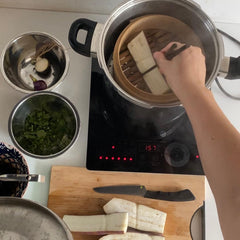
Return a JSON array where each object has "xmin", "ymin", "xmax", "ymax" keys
[{"xmin": 153, "ymin": 42, "xmax": 206, "ymax": 101}]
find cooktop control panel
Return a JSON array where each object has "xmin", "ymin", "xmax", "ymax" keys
[
  {"xmin": 86, "ymin": 67, "xmax": 204, "ymax": 175},
  {"xmin": 87, "ymin": 139, "xmax": 203, "ymax": 174}
]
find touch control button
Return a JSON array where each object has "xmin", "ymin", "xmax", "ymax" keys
[{"xmin": 164, "ymin": 142, "xmax": 190, "ymax": 167}]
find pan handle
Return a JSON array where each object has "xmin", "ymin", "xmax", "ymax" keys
[
  {"xmin": 225, "ymin": 56, "xmax": 240, "ymax": 79},
  {"xmin": 68, "ymin": 18, "xmax": 97, "ymax": 57},
  {"xmin": 218, "ymin": 29, "xmax": 240, "ymax": 79},
  {"xmin": 219, "ymin": 56, "xmax": 240, "ymax": 79}
]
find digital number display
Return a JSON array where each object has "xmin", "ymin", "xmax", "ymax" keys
[{"xmin": 145, "ymin": 144, "xmax": 157, "ymax": 152}]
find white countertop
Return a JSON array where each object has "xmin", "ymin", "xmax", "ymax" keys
[
  {"xmin": 0, "ymin": 8, "xmax": 108, "ymax": 205},
  {"xmin": 0, "ymin": 7, "xmax": 240, "ymax": 240}
]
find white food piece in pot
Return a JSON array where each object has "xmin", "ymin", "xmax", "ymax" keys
[
  {"xmin": 136, "ymin": 56, "xmax": 156, "ymax": 74},
  {"xmin": 143, "ymin": 67, "xmax": 170, "ymax": 95},
  {"xmin": 63, "ymin": 212, "xmax": 128, "ymax": 234},
  {"xmin": 35, "ymin": 57, "xmax": 49, "ymax": 73},
  {"xmin": 127, "ymin": 31, "xmax": 169, "ymax": 94},
  {"xmin": 103, "ymin": 198, "xmax": 167, "ymax": 234},
  {"xmin": 127, "ymin": 31, "xmax": 156, "ymax": 73},
  {"xmin": 99, "ymin": 232, "xmax": 165, "ymax": 240}
]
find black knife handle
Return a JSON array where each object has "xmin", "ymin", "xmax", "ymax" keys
[{"xmin": 144, "ymin": 189, "xmax": 195, "ymax": 202}]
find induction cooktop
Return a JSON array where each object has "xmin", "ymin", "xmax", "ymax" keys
[{"xmin": 86, "ymin": 59, "xmax": 204, "ymax": 175}]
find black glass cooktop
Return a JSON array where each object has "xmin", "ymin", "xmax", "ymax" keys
[{"xmin": 86, "ymin": 60, "xmax": 204, "ymax": 175}]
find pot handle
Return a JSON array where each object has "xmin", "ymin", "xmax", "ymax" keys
[
  {"xmin": 68, "ymin": 18, "xmax": 97, "ymax": 57},
  {"xmin": 225, "ymin": 57, "xmax": 240, "ymax": 79}
]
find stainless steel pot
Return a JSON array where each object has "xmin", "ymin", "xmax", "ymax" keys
[{"xmin": 69, "ymin": 0, "xmax": 239, "ymax": 108}]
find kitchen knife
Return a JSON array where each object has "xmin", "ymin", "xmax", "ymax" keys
[{"xmin": 93, "ymin": 184, "xmax": 195, "ymax": 202}]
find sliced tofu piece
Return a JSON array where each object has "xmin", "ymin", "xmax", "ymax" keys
[
  {"xmin": 103, "ymin": 198, "xmax": 167, "ymax": 234},
  {"xmin": 63, "ymin": 212, "xmax": 128, "ymax": 234},
  {"xmin": 99, "ymin": 232, "xmax": 165, "ymax": 240}
]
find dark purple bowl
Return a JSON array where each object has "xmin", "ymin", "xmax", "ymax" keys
[{"xmin": 0, "ymin": 142, "xmax": 29, "ymax": 197}]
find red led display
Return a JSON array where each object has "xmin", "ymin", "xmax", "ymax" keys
[
  {"xmin": 145, "ymin": 144, "xmax": 157, "ymax": 152},
  {"xmin": 196, "ymin": 155, "xmax": 200, "ymax": 159},
  {"xmin": 98, "ymin": 156, "xmax": 133, "ymax": 161}
]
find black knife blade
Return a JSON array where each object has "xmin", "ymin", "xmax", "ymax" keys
[{"xmin": 93, "ymin": 185, "xmax": 195, "ymax": 202}]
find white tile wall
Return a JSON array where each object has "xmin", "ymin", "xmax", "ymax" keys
[
  {"xmin": 0, "ymin": 0, "xmax": 124, "ymax": 15},
  {"xmin": 194, "ymin": 0, "xmax": 240, "ymax": 23},
  {"xmin": 0, "ymin": 0, "xmax": 239, "ymax": 23}
]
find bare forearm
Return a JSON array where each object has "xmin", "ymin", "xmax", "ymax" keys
[
  {"xmin": 181, "ymin": 87, "xmax": 240, "ymax": 238},
  {"xmin": 182, "ymin": 87, "xmax": 240, "ymax": 193},
  {"xmin": 154, "ymin": 43, "xmax": 240, "ymax": 238}
]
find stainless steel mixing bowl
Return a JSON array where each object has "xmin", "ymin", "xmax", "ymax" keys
[
  {"xmin": 8, "ymin": 91, "xmax": 80, "ymax": 159},
  {"xmin": 1, "ymin": 32, "xmax": 69, "ymax": 93}
]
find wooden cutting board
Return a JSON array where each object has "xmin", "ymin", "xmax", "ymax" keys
[{"xmin": 47, "ymin": 166, "xmax": 205, "ymax": 240}]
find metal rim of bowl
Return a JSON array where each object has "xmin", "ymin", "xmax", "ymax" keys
[
  {"xmin": 8, "ymin": 91, "xmax": 80, "ymax": 159},
  {"xmin": 0, "ymin": 31, "xmax": 70, "ymax": 94},
  {"xmin": 0, "ymin": 197, "xmax": 74, "ymax": 240}
]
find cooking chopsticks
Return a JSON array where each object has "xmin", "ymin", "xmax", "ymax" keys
[{"xmin": 165, "ymin": 43, "xmax": 190, "ymax": 60}]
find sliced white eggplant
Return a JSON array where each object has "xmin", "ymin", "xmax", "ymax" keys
[
  {"xmin": 99, "ymin": 232, "xmax": 165, "ymax": 240},
  {"xmin": 103, "ymin": 197, "xmax": 137, "ymax": 228},
  {"xmin": 63, "ymin": 212, "xmax": 128, "ymax": 234},
  {"xmin": 35, "ymin": 57, "xmax": 51, "ymax": 77},
  {"xmin": 127, "ymin": 31, "xmax": 170, "ymax": 94},
  {"xmin": 143, "ymin": 67, "xmax": 170, "ymax": 95},
  {"xmin": 103, "ymin": 198, "xmax": 167, "ymax": 234},
  {"xmin": 136, "ymin": 204, "xmax": 166, "ymax": 234},
  {"xmin": 127, "ymin": 31, "xmax": 156, "ymax": 74}
]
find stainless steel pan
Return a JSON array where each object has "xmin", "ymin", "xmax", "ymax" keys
[{"xmin": 0, "ymin": 197, "xmax": 73, "ymax": 240}]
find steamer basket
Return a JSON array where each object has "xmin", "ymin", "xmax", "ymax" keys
[{"xmin": 113, "ymin": 14, "xmax": 204, "ymax": 104}]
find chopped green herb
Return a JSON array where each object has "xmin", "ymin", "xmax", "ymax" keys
[{"xmin": 13, "ymin": 99, "xmax": 76, "ymax": 156}]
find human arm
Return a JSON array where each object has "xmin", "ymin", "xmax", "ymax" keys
[{"xmin": 154, "ymin": 43, "xmax": 240, "ymax": 240}]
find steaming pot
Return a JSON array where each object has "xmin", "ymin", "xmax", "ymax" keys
[{"xmin": 68, "ymin": 0, "xmax": 240, "ymax": 109}]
